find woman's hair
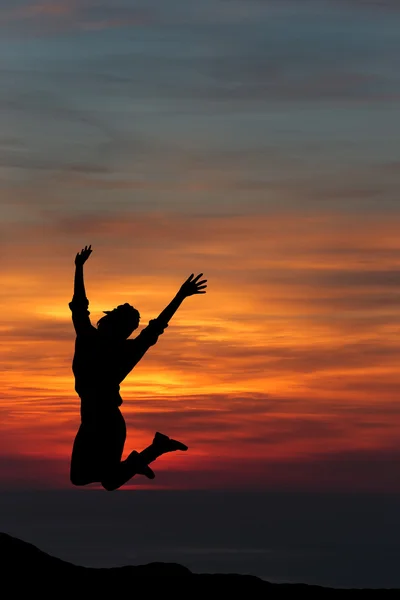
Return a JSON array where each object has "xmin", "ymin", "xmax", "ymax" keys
[{"xmin": 97, "ymin": 303, "xmax": 140, "ymax": 338}]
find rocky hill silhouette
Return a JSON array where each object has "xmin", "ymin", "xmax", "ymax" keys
[{"xmin": 1, "ymin": 531, "xmax": 398, "ymax": 595}]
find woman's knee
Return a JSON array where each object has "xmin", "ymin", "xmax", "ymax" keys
[
  {"xmin": 70, "ymin": 464, "xmax": 99, "ymax": 486},
  {"xmin": 100, "ymin": 479, "xmax": 118, "ymax": 492},
  {"xmin": 70, "ymin": 473, "xmax": 87, "ymax": 486}
]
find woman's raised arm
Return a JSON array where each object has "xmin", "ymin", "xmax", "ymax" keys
[
  {"xmin": 73, "ymin": 245, "xmax": 92, "ymax": 302},
  {"xmin": 155, "ymin": 273, "xmax": 207, "ymax": 327}
]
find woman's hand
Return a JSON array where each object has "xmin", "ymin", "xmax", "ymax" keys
[
  {"xmin": 178, "ymin": 273, "xmax": 207, "ymax": 298},
  {"xmin": 75, "ymin": 245, "xmax": 92, "ymax": 266}
]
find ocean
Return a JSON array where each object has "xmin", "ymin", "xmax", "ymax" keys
[{"xmin": 1, "ymin": 489, "xmax": 399, "ymax": 589}]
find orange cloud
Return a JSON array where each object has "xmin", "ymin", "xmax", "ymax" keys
[{"xmin": 1, "ymin": 211, "xmax": 400, "ymax": 490}]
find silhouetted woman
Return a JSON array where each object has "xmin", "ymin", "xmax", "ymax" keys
[{"xmin": 69, "ymin": 245, "xmax": 207, "ymax": 491}]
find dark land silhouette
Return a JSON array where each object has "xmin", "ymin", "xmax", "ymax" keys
[
  {"xmin": 2, "ymin": 532, "xmax": 398, "ymax": 595},
  {"xmin": 69, "ymin": 245, "xmax": 206, "ymax": 491}
]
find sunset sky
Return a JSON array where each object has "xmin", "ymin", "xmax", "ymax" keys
[{"xmin": 1, "ymin": 0, "xmax": 400, "ymax": 493}]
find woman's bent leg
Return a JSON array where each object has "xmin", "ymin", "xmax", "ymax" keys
[
  {"xmin": 70, "ymin": 423, "xmax": 102, "ymax": 485},
  {"xmin": 70, "ymin": 408, "xmax": 126, "ymax": 487},
  {"xmin": 70, "ymin": 406, "xmax": 189, "ymax": 491},
  {"xmin": 101, "ymin": 432, "xmax": 189, "ymax": 491}
]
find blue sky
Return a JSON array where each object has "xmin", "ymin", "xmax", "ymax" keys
[{"xmin": 1, "ymin": 0, "xmax": 400, "ymax": 221}]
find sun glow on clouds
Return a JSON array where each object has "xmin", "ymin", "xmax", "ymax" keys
[
  {"xmin": 1, "ymin": 0, "xmax": 400, "ymax": 491},
  {"xmin": 1, "ymin": 211, "xmax": 400, "ymax": 490}
]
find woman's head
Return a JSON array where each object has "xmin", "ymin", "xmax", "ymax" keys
[{"xmin": 97, "ymin": 303, "xmax": 140, "ymax": 339}]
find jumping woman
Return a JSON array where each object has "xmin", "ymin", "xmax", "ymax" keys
[{"xmin": 69, "ymin": 245, "xmax": 207, "ymax": 491}]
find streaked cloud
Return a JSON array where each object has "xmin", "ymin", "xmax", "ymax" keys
[
  {"xmin": 0, "ymin": 1, "xmax": 152, "ymax": 33},
  {"xmin": 1, "ymin": 0, "xmax": 400, "ymax": 491},
  {"xmin": 1, "ymin": 209, "xmax": 400, "ymax": 489}
]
